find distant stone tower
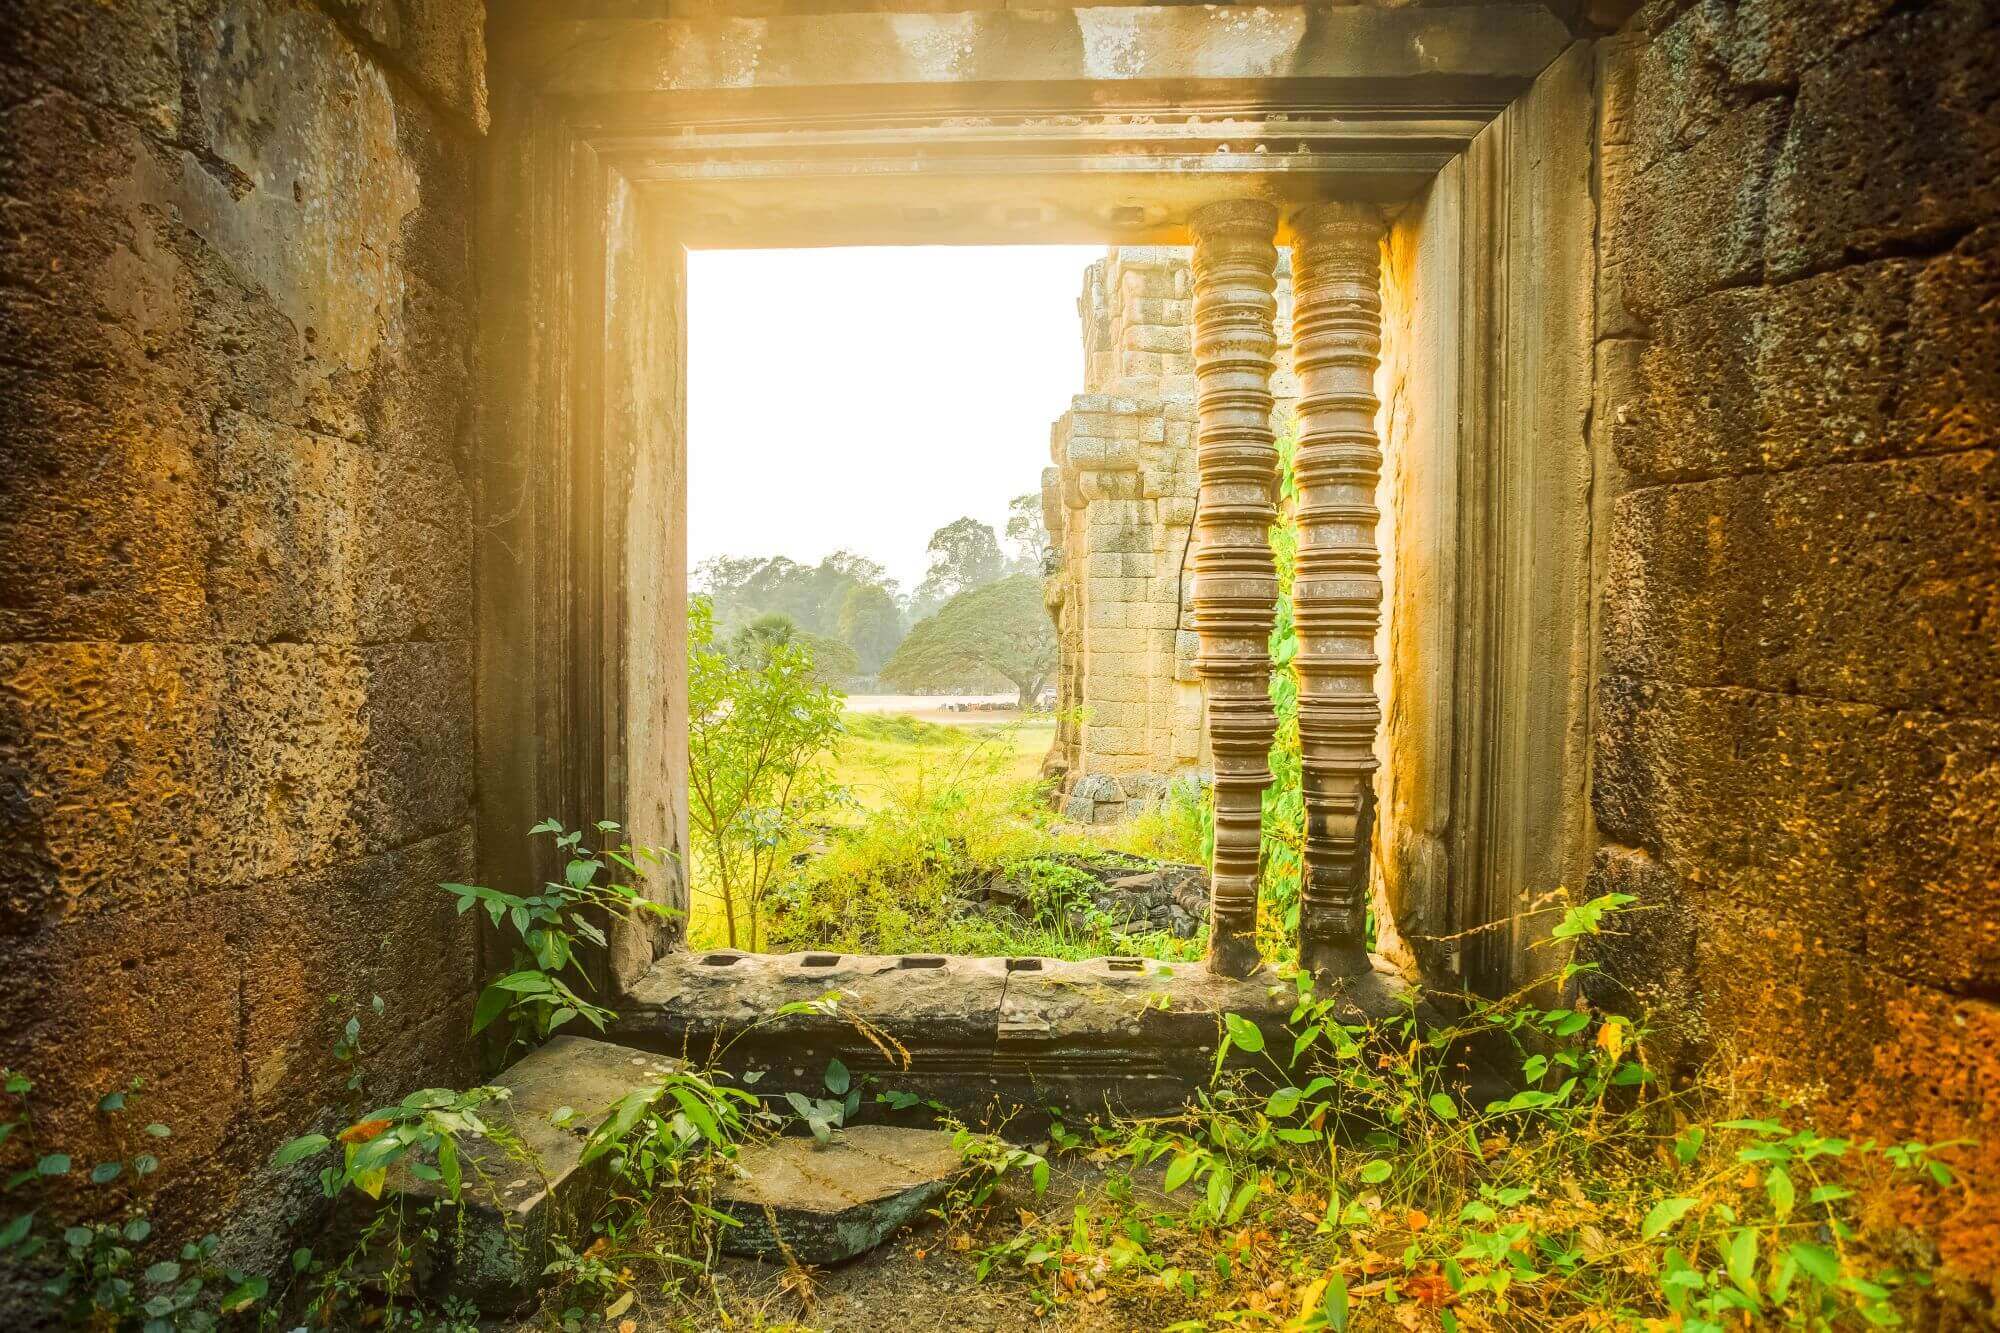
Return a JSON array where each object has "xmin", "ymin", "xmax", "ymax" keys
[{"xmin": 1043, "ymin": 247, "xmax": 1297, "ymax": 822}]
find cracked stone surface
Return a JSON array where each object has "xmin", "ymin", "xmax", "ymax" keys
[{"xmin": 714, "ymin": 1126, "xmax": 968, "ymax": 1266}]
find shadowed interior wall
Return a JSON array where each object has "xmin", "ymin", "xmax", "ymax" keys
[
  {"xmin": 0, "ymin": 0, "xmax": 486, "ymax": 1281},
  {"xmin": 1589, "ymin": 0, "xmax": 1999, "ymax": 1298}
]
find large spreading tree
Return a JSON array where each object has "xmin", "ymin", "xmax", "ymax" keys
[{"xmin": 881, "ymin": 574, "xmax": 1055, "ymax": 708}]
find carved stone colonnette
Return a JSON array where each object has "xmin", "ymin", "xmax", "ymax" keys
[
  {"xmin": 1189, "ymin": 199, "xmax": 1385, "ymax": 980},
  {"xmin": 1189, "ymin": 200, "xmax": 1282, "ymax": 979},
  {"xmin": 1290, "ymin": 202, "xmax": 1386, "ymax": 982}
]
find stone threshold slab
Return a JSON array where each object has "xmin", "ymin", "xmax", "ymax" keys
[{"xmin": 609, "ymin": 951, "xmax": 1411, "ymax": 1125}]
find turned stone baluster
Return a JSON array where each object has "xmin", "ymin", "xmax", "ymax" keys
[
  {"xmin": 1288, "ymin": 201, "xmax": 1385, "ymax": 982},
  {"xmin": 1189, "ymin": 199, "xmax": 1281, "ymax": 979}
]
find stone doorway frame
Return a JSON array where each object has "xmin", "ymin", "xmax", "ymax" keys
[{"xmin": 476, "ymin": 3, "xmax": 1601, "ymax": 1000}]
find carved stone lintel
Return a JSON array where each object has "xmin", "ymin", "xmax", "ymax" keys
[
  {"xmin": 1288, "ymin": 200, "xmax": 1385, "ymax": 982},
  {"xmin": 1189, "ymin": 199, "xmax": 1281, "ymax": 979}
]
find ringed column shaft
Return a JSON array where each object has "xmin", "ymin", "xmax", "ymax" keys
[
  {"xmin": 1288, "ymin": 201, "xmax": 1386, "ymax": 980},
  {"xmin": 1189, "ymin": 200, "xmax": 1282, "ymax": 979}
]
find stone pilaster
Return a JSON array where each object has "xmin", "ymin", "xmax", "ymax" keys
[
  {"xmin": 1188, "ymin": 200, "xmax": 1281, "ymax": 978},
  {"xmin": 1288, "ymin": 201, "xmax": 1385, "ymax": 981}
]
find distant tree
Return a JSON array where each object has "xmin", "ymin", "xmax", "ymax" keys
[
  {"xmin": 881, "ymin": 574, "xmax": 1055, "ymax": 708},
  {"xmin": 911, "ymin": 517, "xmax": 1004, "ymax": 618},
  {"xmin": 696, "ymin": 551, "xmax": 901, "ymax": 641},
  {"xmin": 726, "ymin": 613, "xmax": 857, "ymax": 684},
  {"xmin": 1004, "ymin": 491, "xmax": 1051, "ymax": 575},
  {"xmin": 837, "ymin": 582, "xmax": 905, "ymax": 672}
]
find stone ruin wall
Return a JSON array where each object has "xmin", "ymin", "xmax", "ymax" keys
[
  {"xmin": 0, "ymin": 0, "xmax": 487, "ymax": 1277},
  {"xmin": 1041, "ymin": 247, "xmax": 1297, "ymax": 823},
  {"xmin": 1589, "ymin": 0, "xmax": 2000, "ymax": 1290}
]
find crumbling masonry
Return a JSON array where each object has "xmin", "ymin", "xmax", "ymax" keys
[{"xmin": 1041, "ymin": 247, "xmax": 1298, "ymax": 823}]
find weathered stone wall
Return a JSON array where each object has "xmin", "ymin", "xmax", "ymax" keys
[
  {"xmin": 1592, "ymin": 0, "xmax": 2000, "ymax": 1296},
  {"xmin": 1043, "ymin": 248, "xmax": 1295, "ymax": 822},
  {"xmin": 0, "ymin": 0, "xmax": 486, "ymax": 1277}
]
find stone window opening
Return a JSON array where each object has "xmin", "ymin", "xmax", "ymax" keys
[{"xmin": 476, "ymin": 8, "xmax": 1600, "ymax": 1092}]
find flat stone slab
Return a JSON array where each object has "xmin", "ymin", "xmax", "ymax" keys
[
  {"xmin": 610, "ymin": 951, "xmax": 1413, "ymax": 1125},
  {"xmin": 714, "ymin": 1126, "xmax": 967, "ymax": 1265},
  {"xmin": 387, "ymin": 1036, "xmax": 679, "ymax": 1309}
]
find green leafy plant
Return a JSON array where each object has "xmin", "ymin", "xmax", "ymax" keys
[
  {"xmin": 688, "ymin": 594, "xmax": 847, "ymax": 949},
  {"xmin": 269, "ymin": 1084, "xmax": 512, "ymax": 1204},
  {"xmin": 1, "ymin": 1072, "xmax": 270, "ymax": 1331},
  {"xmin": 960, "ymin": 896, "xmax": 1963, "ymax": 1329},
  {"xmin": 445, "ymin": 818, "xmax": 674, "ymax": 1054}
]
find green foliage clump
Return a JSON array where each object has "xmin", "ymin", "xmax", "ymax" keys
[
  {"xmin": 1, "ymin": 1074, "xmax": 272, "ymax": 1331},
  {"xmin": 955, "ymin": 898, "xmax": 1966, "ymax": 1331},
  {"xmin": 760, "ymin": 737, "xmax": 1198, "ymax": 962},
  {"xmin": 447, "ymin": 819, "xmax": 674, "ymax": 1060},
  {"xmin": 687, "ymin": 595, "xmax": 847, "ymax": 950}
]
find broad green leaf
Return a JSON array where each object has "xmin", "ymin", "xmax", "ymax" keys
[
  {"xmin": 492, "ymin": 970, "xmax": 554, "ymax": 993},
  {"xmin": 219, "ymin": 1274, "xmax": 268, "ymax": 1314},
  {"xmin": 1674, "ymin": 1126, "xmax": 1705, "ymax": 1164},
  {"xmin": 1222, "ymin": 1012, "xmax": 1264, "ymax": 1054},
  {"xmin": 1358, "ymin": 1160, "xmax": 1392, "ymax": 1185},
  {"xmin": 1429, "ymin": 1092, "xmax": 1460, "ymax": 1121},
  {"xmin": 669, "ymin": 1085, "xmax": 724, "ymax": 1144},
  {"xmin": 1266, "ymin": 1087, "xmax": 1303, "ymax": 1119},
  {"xmin": 1322, "ymin": 1270, "xmax": 1351, "ymax": 1331},
  {"xmin": 0, "ymin": 1213, "xmax": 32, "ymax": 1248},
  {"xmin": 824, "ymin": 1058, "xmax": 851, "ymax": 1095},
  {"xmin": 1788, "ymin": 1241, "xmax": 1841, "ymax": 1285},
  {"xmin": 1766, "ymin": 1165, "xmax": 1795, "ymax": 1220},
  {"xmin": 1726, "ymin": 1228, "xmax": 1760, "ymax": 1298},
  {"xmin": 143, "ymin": 1261, "xmax": 181, "ymax": 1285},
  {"xmin": 36, "ymin": 1154, "xmax": 69, "ymax": 1177},
  {"xmin": 89, "ymin": 1162, "xmax": 120, "ymax": 1184},
  {"xmin": 1163, "ymin": 1152, "xmax": 1200, "ymax": 1192},
  {"xmin": 1641, "ymin": 1196, "xmax": 1697, "ymax": 1240},
  {"xmin": 437, "ymin": 1135, "xmax": 462, "ymax": 1200},
  {"xmin": 271, "ymin": 1135, "xmax": 330, "ymax": 1169}
]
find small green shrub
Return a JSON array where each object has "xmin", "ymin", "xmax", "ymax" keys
[{"xmin": 445, "ymin": 818, "xmax": 674, "ymax": 1060}]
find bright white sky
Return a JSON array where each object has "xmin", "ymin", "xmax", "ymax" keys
[{"xmin": 687, "ymin": 246, "xmax": 1103, "ymax": 593}]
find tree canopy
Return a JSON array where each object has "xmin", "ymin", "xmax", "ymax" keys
[
  {"xmin": 1004, "ymin": 491, "xmax": 1051, "ymax": 575},
  {"xmin": 911, "ymin": 517, "xmax": 1005, "ymax": 619},
  {"xmin": 881, "ymin": 574, "xmax": 1055, "ymax": 707}
]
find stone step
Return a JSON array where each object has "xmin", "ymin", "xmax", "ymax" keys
[
  {"xmin": 713, "ymin": 1125, "xmax": 968, "ymax": 1265},
  {"xmin": 385, "ymin": 1035, "xmax": 678, "ymax": 1310}
]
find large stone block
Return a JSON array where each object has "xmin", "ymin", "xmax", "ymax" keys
[
  {"xmin": 1902, "ymin": 224, "xmax": 2000, "ymax": 455},
  {"xmin": 212, "ymin": 644, "xmax": 474, "ymax": 886},
  {"xmin": 1593, "ymin": 676, "xmax": 2000, "ymax": 994},
  {"xmin": 0, "ymin": 373, "xmax": 212, "ymax": 643},
  {"xmin": 0, "ymin": 890, "xmax": 255, "ymax": 1238},
  {"xmin": 1765, "ymin": 0, "xmax": 2000, "ymax": 282},
  {"xmin": 1603, "ymin": 451, "xmax": 2000, "ymax": 714},
  {"xmin": 1615, "ymin": 96, "xmax": 1787, "ymax": 322},
  {"xmin": 237, "ymin": 830, "xmax": 479, "ymax": 1124},
  {"xmin": 320, "ymin": 0, "xmax": 489, "ymax": 130},
  {"xmin": 1687, "ymin": 899, "xmax": 2000, "ymax": 1293},
  {"xmin": 0, "ymin": 0, "xmax": 182, "ymax": 135},
  {"xmin": 0, "ymin": 644, "xmax": 221, "ymax": 930}
]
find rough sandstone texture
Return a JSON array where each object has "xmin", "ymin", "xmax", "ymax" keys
[
  {"xmin": 1593, "ymin": 0, "xmax": 1999, "ymax": 1299},
  {"xmin": 1041, "ymin": 248, "xmax": 1298, "ymax": 822},
  {"xmin": 0, "ymin": 0, "xmax": 485, "ymax": 1283}
]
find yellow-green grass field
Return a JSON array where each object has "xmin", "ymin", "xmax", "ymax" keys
[{"xmin": 823, "ymin": 710, "xmax": 1054, "ymax": 813}]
